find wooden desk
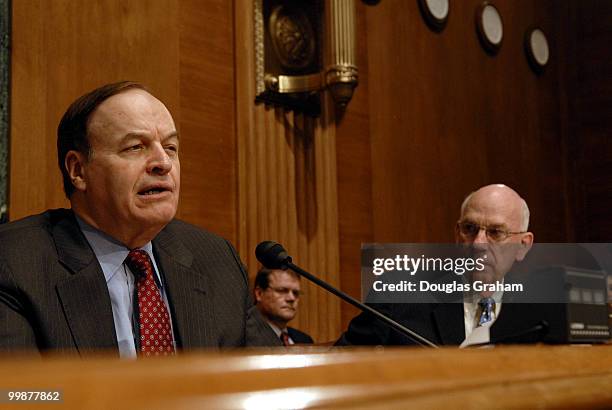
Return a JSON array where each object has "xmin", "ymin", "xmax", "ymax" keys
[{"xmin": 0, "ymin": 345, "xmax": 610, "ymax": 409}]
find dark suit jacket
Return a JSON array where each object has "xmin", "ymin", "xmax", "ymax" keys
[
  {"xmin": 0, "ymin": 209, "xmax": 279, "ymax": 356},
  {"xmin": 338, "ymin": 266, "xmax": 564, "ymax": 347},
  {"xmin": 336, "ymin": 301, "xmax": 555, "ymax": 346},
  {"xmin": 287, "ymin": 326, "xmax": 314, "ymax": 344}
]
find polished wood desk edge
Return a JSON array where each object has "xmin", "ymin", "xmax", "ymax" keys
[{"xmin": 0, "ymin": 345, "xmax": 610, "ymax": 409}]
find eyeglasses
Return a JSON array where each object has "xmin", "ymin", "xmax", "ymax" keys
[
  {"xmin": 457, "ymin": 221, "xmax": 526, "ymax": 242},
  {"xmin": 268, "ymin": 287, "xmax": 301, "ymax": 298}
]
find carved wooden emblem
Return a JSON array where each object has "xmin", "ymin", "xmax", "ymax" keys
[{"xmin": 269, "ymin": 5, "xmax": 316, "ymax": 71}]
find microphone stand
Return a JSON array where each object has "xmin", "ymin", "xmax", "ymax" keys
[{"xmin": 287, "ymin": 261, "xmax": 438, "ymax": 348}]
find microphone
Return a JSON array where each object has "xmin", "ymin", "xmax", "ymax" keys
[
  {"xmin": 492, "ymin": 320, "xmax": 550, "ymax": 344},
  {"xmin": 256, "ymin": 241, "xmax": 438, "ymax": 348},
  {"xmin": 467, "ymin": 320, "xmax": 550, "ymax": 348},
  {"xmin": 255, "ymin": 241, "xmax": 292, "ymax": 269}
]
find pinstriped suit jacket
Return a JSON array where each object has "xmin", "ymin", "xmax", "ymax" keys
[{"xmin": 0, "ymin": 209, "xmax": 280, "ymax": 356}]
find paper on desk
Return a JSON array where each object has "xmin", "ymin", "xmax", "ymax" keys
[{"xmin": 460, "ymin": 325, "xmax": 491, "ymax": 348}]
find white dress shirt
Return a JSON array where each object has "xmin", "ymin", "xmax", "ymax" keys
[{"xmin": 77, "ymin": 217, "xmax": 175, "ymax": 358}]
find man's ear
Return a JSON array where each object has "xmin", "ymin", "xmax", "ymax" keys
[
  {"xmin": 254, "ymin": 287, "xmax": 263, "ymax": 304},
  {"xmin": 65, "ymin": 150, "xmax": 87, "ymax": 192},
  {"xmin": 516, "ymin": 232, "xmax": 534, "ymax": 261}
]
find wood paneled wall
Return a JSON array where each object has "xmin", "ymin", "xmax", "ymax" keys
[
  {"xmin": 365, "ymin": 0, "xmax": 569, "ymax": 243},
  {"xmin": 178, "ymin": 0, "xmax": 237, "ymax": 242},
  {"xmin": 563, "ymin": 1, "xmax": 612, "ymax": 242},
  {"xmin": 10, "ymin": 0, "xmax": 181, "ymax": 222},
  {"xmin": 336, "ymin": 1, "xmax": 373, "ymax": 329}
]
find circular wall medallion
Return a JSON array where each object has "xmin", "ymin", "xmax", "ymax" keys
[
  {"xmin": 476, "ymin": 2, "xmax": 503, "ymax": 54},
  {"xmin": 269, "ymin": 5, "xmax": 316, "ymax": 71},
  {"xmin": 525, "ymin": 27, "xmax": 550, "ymax": 72},
  {"xmin": 418, "ymin": 0, "xmax": 450, "ymax": 31}
]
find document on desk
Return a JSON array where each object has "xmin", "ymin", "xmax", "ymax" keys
[{"xmin": 460, "ymin": 325, "xmax": 491, "ymax": 348}]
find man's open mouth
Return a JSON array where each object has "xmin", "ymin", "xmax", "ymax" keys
[
  {"xmin": 137, "ymin": 185, "xmax": 172, "ymax": 196},
  {"xmin": 139, "ymin": 189, "xmax": 166, "ymax": 195}
]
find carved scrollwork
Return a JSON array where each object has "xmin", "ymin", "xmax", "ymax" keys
[{"xmin": 269, "ymin": 5, "xmax": 316, "ymax": 70}]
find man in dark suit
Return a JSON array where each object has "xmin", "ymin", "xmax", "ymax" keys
[
  {"xmin": 254, "ymin": 268, "xmax": 314, "ymax": 345},
  {"xmin": 0, "ymin": 81, "xmax": 278, "ymax": 357},
  {"xmin": 337, "ymin": 184, "xmax": 536, "ymax": 346}
]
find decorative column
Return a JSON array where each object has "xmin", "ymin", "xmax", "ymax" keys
[{"xmin": 326, "ymin": 0, "xmax": 358, "ymax": 107}]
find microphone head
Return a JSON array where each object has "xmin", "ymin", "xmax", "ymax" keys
[{"xmin": 256, "ymin": 241, "xmax": 292, "ymax": 269}]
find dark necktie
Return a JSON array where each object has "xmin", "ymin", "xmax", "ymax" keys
[
  {"xmin": 125, "ymin": 249, "xmax": 175, "ymax": 357},
  {"xmin": 280, "ymin": 331, "xmax": 290, "ymax": 346},
  {"xmin": 478, "ymin": 297, "xmax": 496, "ymax": 326}
]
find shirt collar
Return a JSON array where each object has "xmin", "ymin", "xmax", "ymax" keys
[
  {"xmin": 464, "ymin": 280, "xmax": 505, "ymax": 305},
  {"xmin": 266, "ymin": 320, "xmax": 288, "ymax": 338},
  {"xmin": 76, "ymin": 216, "xmax": 154, "ymax": 283}
]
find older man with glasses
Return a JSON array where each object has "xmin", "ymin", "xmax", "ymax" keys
[
  {"xmin": 454, "ymin": 184, "xmax": 534, "ymax": 343},
  {"xmin": 337, "ymin": 184, "xmax": 536, "ymax": 347}
]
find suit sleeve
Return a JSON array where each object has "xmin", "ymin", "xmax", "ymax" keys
[
  {"xmin": 223, "ymin": 240, "xmax": 281, "ymax": 347},
  {"xmin": 0, "ymin": 259, "xmax": 40, "ymax": 353},
  {"xmin": 335, "ymin": 303, "xmax": 395, "ymax": 346},
  {"xmin": 245, "ymin": 305, "xmax": 282, "ymax": 346}
]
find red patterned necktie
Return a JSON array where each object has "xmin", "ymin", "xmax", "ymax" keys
[
  {"xmin": 125, "ymin": 249, "xmax": 175, "ymax": 357},
  {"xmin": 280, "ymin": 331, "xmax": 290, "ymax": 346}
]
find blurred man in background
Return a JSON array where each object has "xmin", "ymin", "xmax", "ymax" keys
[{"xmin": 254, "ymin": 268, "xmax": 314, "ymax": 345}]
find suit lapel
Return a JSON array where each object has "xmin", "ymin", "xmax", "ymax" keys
[
  {"xmin": 154, "ymin": 227, "xmax": 217, "ymax": 348},
  {"xmin": 53, "ymin": 212, "xmax": 118, "ymax": 355},
  {"xmin": 432, "ymin": 303, "xmax": 465, "ymax": 345}
]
